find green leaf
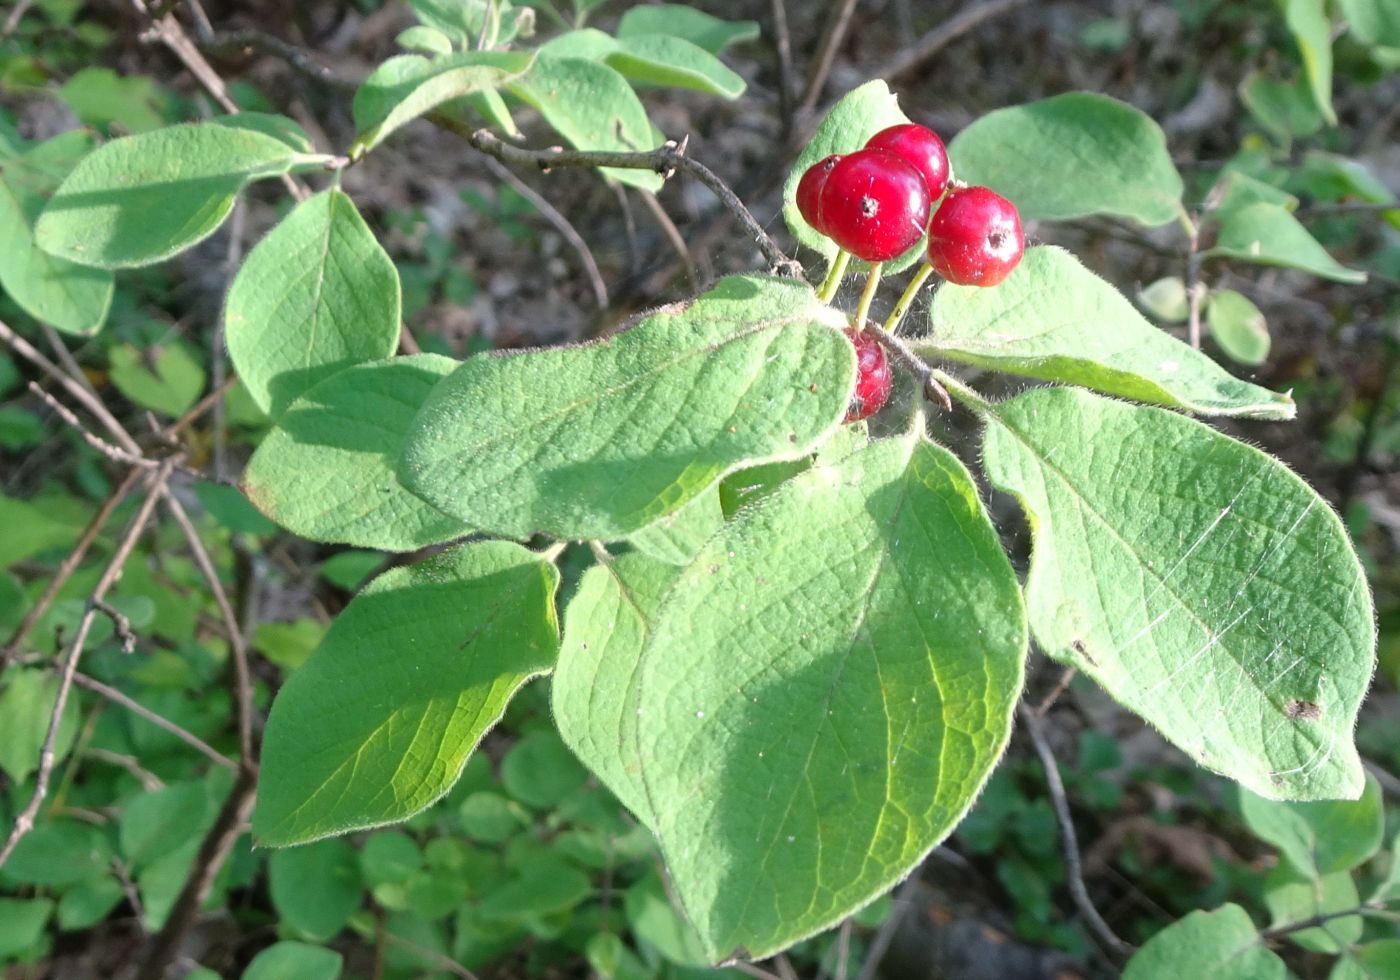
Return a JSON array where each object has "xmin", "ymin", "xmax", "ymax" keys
[
  {"xmin": 1339, "ymin": 0, "xmax": 1400, "ymax": 46},
  {"xmin": 0, "ymin": 668, "xmax": 80, "ymax": 783},
  {"xmin": 120, "ymin": 781, "xmax": 218, "ymax": 872},
  {"xmin": 242, "ymin": 942, "xmax": 343, "ymax": 980},
  {"xmin": 782, "ymin": 80, "xmax": 926, "ymax": 273},
  {"xmin": 56, "ymin": 68, "xmax": 168, "ymax": 134},
  {"xmin": 506, "ymin": 55, "xmax": 663, "ymax": 192},
  {"xmin": 396, "ymin": 25, "xmax": 454, "ymax": 55},
  {"xmin": 56, "ymin": 877, "xmax": 124, "ymax": 931},
  {"xmin": 0, "ymin": 820, "xmax": 111, "ymax": 887},
  {"xmin": 359, "ymin": 832, "xmax": 422, "ymax": 886},
  {"xmin": 1122, "ymin": 904, "xmax": 1283, "ymax": 980},
  {"xmin": 921, "ymin": 247, "xmax": 1295, "ymax": 420},
  {"xmin": 625, "ymin": 875, "xmax": 709, "ymax": 967},
  {"xmin": 1207, "ymin": 289, "xmax": 1271, "ymax": 366},
  {"xmin": 212, "ymin": 113, "xmax": 317, "ymax": 155},
  {"xmin": 254, "ymin": 620, "xmax": 326, "ymax": 673},
  {"xmin": 34, "ymin": 123, "xmax": 301, "ymax": 268},
  {"xmin": 1239, "ymin": 771, "xmax": 1384, "ymax": 877},
  {"xmin": 225, "ymin": 189, "xmax": 401, "ymax": 418},
  {"xmin": 352, "ymin": 52, "xmax": 519, "ymax": 152},
  {"xmin": 500, "ymin": 730, "xmax": 589, "ymax": 809},
  {"xmin": 631, "ymin": 434, "xmax": 1026, "ymax": 959},
  {"xmin": 1137, "ymin": 277, "xmax": 1189, "ymax": 323},
  {"xmin": 319, "ymin": 551, "xmax": 383, "ymax": 592},
  {"xmin": 1337, "ymin": 941, "xmax": 1400, "ymax": 980},
  {"xmin": 108, "ymin": 341, "xmax": 205, "ymax": 418},
  {"xmin": 980, "ymin": 386, "xmax": 1374, "ymax": 801},
  {"xmin": 1263, "ymin": 866, "xmax": 1362, "ymax": 953},
  {"xmin": 400, "ymin": 274, "xmax": 855, "ymax": 540},
  {"xmin": 628, "ymin": 487, "xmax": 724, "ymax": 565},
  {"xmin": 1282, "ymin": 0, "xmax": 1337, "ymax": 125},
  {"xmin": 193, "ymin": 481, "xmax": 278, "ymax": 536},
  {"xmin": 269, "ymin": 839, "xmax": 363, "ymax": 941},
  {"xmin": 253, "ymin": 541, "xmax": 560, "ymax": 846},
  {"xmin": 0, "ymin": 899, "xmax": 53, "ymax": 961},
  {"xmin": 553, "ymin": 553, "xmax": 683, "ymax": 824},
  {"xmin": 948, "ymin": 92, "xmax": 1184, "ymax": 226},
  {"xmin": 548, "ymin": 30, "xmax": 745, "ymax": 99},
  {"xmin": 616, "ymin": 5, "xmax": 760, "ymax": 53},
  {"xmin": 1208, "ymin": 201, "xmax": 1366, "ymax": 283},
  {"xmin": 476, "ymin": 858, "xmax": 592, "ymax": 921},
  {"xmin": 242, "ymin": 355, "xmax": 471, "ymax": 551},
  {"xmin": 1239, "ymin": 71, "xmax": 1324, "ymax": 140},
  {"xmin": 0, "ymin": 133, "xmax": 113, "ymax": 335}
]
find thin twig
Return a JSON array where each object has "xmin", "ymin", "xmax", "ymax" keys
[
  {"xmin": 1259, "ymin": 904, "xmax": 1396, "ymax": 941},
  {"xmin": 1185, "ymin": 222, "xmax": 1204, "ymax": 350},
  {"xmin": 202, "ymin": 28, "xmax": 357, "ymax": 92},
  {"xmin": 886, "ymin": 0, "xmax": 1030, "ymax": 81},
  {"xmin": 2, "ymin": 0, "xmax": 35, "ymax": 39},
  {"xmin": 0, "ymin": 461, "xmax": 175, "ymax": 873},
  {"xmin": 639, "ymin": 190, "xmax": 699, "ymax": 291},
  {"xmin": 1035, "ymin": 666, "xmax": 1077, "ymax": 718},
  {"xmin": 862, "ymin": 323, "xmax": 953, "ymax": 411},
  {"xmin": 169, "ymin": 376, "xmax": 238, "ymax": 437},
  {"xmin": 833, "ymin": 919, "xmax": 853, "ymax": 980},
  {"xmin": 89, "ymin": 598, "xmax": 137, "ymax": 654},
  {"xmin": 854, "ymin": 875, "xmax": 920, "ymax": 980},
  {"xmin": 769, "ymin": 0, "xmax": 796, "ymax": 134},
  {"xmin": 83, "ymin": 747, "xmax": 164, "ymax": 791},
  {"xmin": 72, "ymin": 672, "xmax": 237, "ymax": 771},
  {"xmin": 3, "ymin": 468, "xmax": 144, "ymax": 667},
  {"xmin": 112, "ymin": 856, "xmax": 145, "ymax": 923},
  {"xmin": 379, "ymin": 932, "xmax": 482, "ymax": 979},
  {"xmin": 461, "ymin": 129, "xmax": 802, "ymax": 278},
  {"xmin": 1017, "ymin": 701, "xmax": 1136, "ymax": 959},
  {"xmin": 732, "ymin": 962, "xmax": 783, "ymax": 980},
  {"xmin": 478, "ymin": 154, "xmax": 609, "ymax": 309},
  {"xmin": 798, "ymin": 0, "xmax": 860, "ymax": 119},
  {"xmin": 28, "ymin": 382, "xmax": 158, "ymax": 470}
]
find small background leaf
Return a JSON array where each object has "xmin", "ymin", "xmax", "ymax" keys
[
  {"xmin": 1207, "ymin": 288, "xmax": 1270, "ymax": 366},
  {"xmin": 1122, "ymin": 904, "xmax": 1284, "ymax": 979}
]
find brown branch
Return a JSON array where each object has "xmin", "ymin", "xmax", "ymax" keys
[
  {"xmin": 72, "ymin": 672, "xmax": 237, "ymax": 772},
  {"xmin": 1035, "ymin": 665, "xmax": 1078, "ymax": 718},
  {"xmin": 861, "ymin": 323, "xmax": 953, "ymax": 411},
  {"xmin": 1017, "ymin": 701, "xmax": 1135, "ymax": 959},
  {"xmin": 201, "ymin": 28, "xmax": 357, "ymax": 92},
  {"xmin": 638, "ymin": 189, "xmax": 699, "ymax": 291},
  {"xmin": 28, "ymin": 382, "xmax": 159, "ymax": 470},
  {"xmin": 885, "ymin": 0, "xmax": 1030, "ymax": 82},
  {"xmin": 1259, "ymin": 903, "xmax": 1396, "ymax": 941},
  {"xmin": 461, "ymin": 128, "xmax": 803, "ymax": 279},
  {"xmin": 854, "ymin": 875, "xmax": 920, "ymax": 980},
  {"xmin": 89, "ymin": 598, "xmax": 137, "ymax": 654},
  {"xmin": 82, "ymin": 747, "xmax": 164, "ymax": 791},
  {"xmin": 2, "ymin": 0, "xmax": 35, "ymax": 39},
  {"xmin": 769, "ymin": 0, "xmax": 796, "ymax": 134},
  {"xmin": 798, "ymin": 0, "xmax": 860, "ymax": 119},
  {"xmin": 0, "ymin": 460, "xmax": 176, "ymax": 873},
  {"xmin": 169, "ymin": 376, "xmax": 238, "ymax": 437}
]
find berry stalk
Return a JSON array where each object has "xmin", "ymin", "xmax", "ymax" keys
[
  {"xmin": 882, "ymin": 261, "xmax": 937, "ymax": 335},
  {"xmin": 817, "ymin": 249, "xmax": 852, "ymax": 304},
  {"xmin": 853, "ymin": 262, "xmax": 884, "ymax": 330}
]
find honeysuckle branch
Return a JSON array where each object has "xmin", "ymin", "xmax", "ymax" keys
[
  {"xmin": 862, "ymin": 323, "xmax": 953, "ymax": 411},
  {"xmin": 71, "ymin": 672, "xmax": 237, "ymax": 772},
  {"xmin": 1259, "ymin": 902, "xmax": 1399, "ymax": 941},
  {"xmin": 461, "ymin": 129, "xmax": 805, "ymax": 279},
  {"xmin": 1017, "ymin": 701, "xmax": 1137, "ymax": 960},
  {"xmin": 202, "ymin": 28, "xmax": 358, "ymax": 92}
]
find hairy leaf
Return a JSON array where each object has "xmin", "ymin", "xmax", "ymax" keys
[
  {"xmin": 1208, "ymin": 201, "xmax": 1365, "ymax": 284},
  {"xmin": 1122, "ymin": 905, "xmax": 1283, "ymax": 980},
  {"xmin": 616, "ymin": 5, "xmax": 760, "ymax": 53}
]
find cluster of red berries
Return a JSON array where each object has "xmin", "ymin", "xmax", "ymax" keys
[{"xmin": 797, "ymin": 123, "xmax": 1025, "ymax": 422}]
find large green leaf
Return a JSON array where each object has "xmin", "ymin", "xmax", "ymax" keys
[
  {"xmin": 781, "ymin": 80, "xmax": 925, "ymax": 273},
  {"xmin": 254, "ymin": 541, "xmax": 559, "ymax": 846},
  {"xmin": 630, "ymin": 434, "xmax": 1027, "ymax": 960},
  {"xmin": 616, "ymin": 5, "xmax": 761, "ymax": 53},
  {"xmin": 1208, "ymin": 201, "xmax": 1365, "ymax": 284},
  {"xmin": 921, "ymin": 247, "xmax": 1295, "ymax": 420},
  {"xmin": 553, "ymin": 552, "xmax": 684, "ymax": 825},
  {"xmin": 948, "ymin": 92, "xmax": 1184, "ymax": 226},
  {"xmin": 542, "ymin": 30, "xmax": 746, "ymax": 99},
  {"xmin": 225, "ymin": 189, "xmax": 401, "ymax": 417},
  {"xmin": 1282, "ymin": 0, "xmax": 1337, "ymax": 125},
  {"xmin": 506, "ymin": 55, "xmax": 663, "ymax": 192},
  {"xmin": 1239, "ymin": 771, "xmax": 1384, "ymax": 877},
  {"xmin": 1339, "ymin": 0, "xmax": 1400, "ymax": 46},
  {"xmin": 1122, "ymin": 905, "xmax": 1284, "ymax": 980},
  {"xmin": 243, "ymin": 355, "xmax": 471, "ymax": 551},
  {"xmin": 399, "ymin": 274, "xmax": 855, "ymax": 541},
  {"xmin": 0, "ymin": 132, "xmax": 112, "ymax": 334},
  {"xmin": 34, "ymin": 123, "xmax": 302, "ymax": 268},
  {"xmin": 980, "ymin": 386, "xmax": 1374, "ymax": 801},
  {"xmin": 352, "ymin": 52, "xmax": 520, "ymax": 152}
]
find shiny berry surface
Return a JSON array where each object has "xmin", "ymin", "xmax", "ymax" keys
[
  {"xmin": 926, "ymin": 186, "xmax": 1024, "ymax": 287},
  {"xmin": 865, "ymin": 123, "xmax": 950, "ymax": 200},
  {"xmin": 819, "ymin": 149, "xmax": 932, "ymax": 263},
  {"xmin": 796, "ymin": 155, "xmax": 842, "ymax": 234},
  {"xmin": 843, "ymin": 326, "xmax": 892, "ymax": 423}
]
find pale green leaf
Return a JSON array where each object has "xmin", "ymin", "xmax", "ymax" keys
[
  {"xmin": 56, "ymin": 68, "xmax": 168, "ymax": 133},
  {"xmin": 241, "ymin": 355, "xmax": 470, "ymax": 551},
  {"xmin": 500, "ymin": 730, "xmax": 589, "ymax": 809},
  {"xmin": 0, "ymin": 133, "xmax": 113, "ymax": 334},
  {"xmin": 1283, "ymin": 0, "xmax": 1337, "ymax": 125},
  {"xmin": 397, "ymin": 25, "xmax": 454, "ymax": 55},
  {"xmin": 616, "ymin": 5, "xmax": 760, "ymax": 53},
  {"xmin": 921, "ymin": 247, "xmax": 1295, "ymax": 419},
  {"xmin": 782, "ymin": 80, "xmax": 925, "ymax": 274},
  {"xmin": 1208, "ymin": 289, "xmax": 1270, "ymax": 366},
  {"xmin": 242, "ymin": 942, "xmax": 343, "ymax": 980},
  {"xmin": 1335, "ymin": 941, "xmax": 1400, "ymax": 980},
  {"xmin": 0, "ymin": 899, "xmax": 52, "ymax": 961},
  {"xmin": 212, "ymin": 113, "xmax": 316, "ymax": 154},
  {"xmin": 253, "ymin": 541, "xmax": 559, "ymax": 846},
  {"xmin": 269, "ymin": 839, "xmax": 363, "ymax": 941},
  {"xmin": 632, "ymin": 434, "xmax": 1026, "ymax": 959},
  {"xmin": 120, "ymin": 782, "xmax": 209, "ymax": 871},
  {"xmin": 34, "ymin": 123, "xmax": 300, "ymax": 268},
  {"xmin": 108, "ymin": 342, "xmax": 205, "ymax": 418},
  {"xmin": 0, "ymin": 820, "xmax": 111, "ymax": 887},
  {"xmin": 400, "ymin": 274, "xmax": 856, "ymax": 540},
  {"xmin": 506, "ymin": 55, "xmax": 663, "ymax": 191},
  {"xmin": 1239, "ymin": 71, "xmax": 1324, "ymax": 140},
  {"xmin": 1210, "ymin": 171, "xmax": 1298, "ymax": 223},
  {"xmin": 1263, "ymin": 866, "xmax": 1362, "ymax": 953},
  {"xmin": 352, "ymin": 52, "xmax": 519, "ymax": 152},
  {"xmin": 1137, "ymin": 277, "xmax": 1189, "ymax": 323},
  {"xmin": 225, "ymin": 190, "xmax": 400, "ymax": 417},
  {"xmin": 1122, "ymin": 905, "xmax": 1283, "ymax": 980},
  {"xmin": 553, "ymin": 552, "xmax": 684, "ymax": 824},
  {"xmin": 1339, "ymin": 0, "xmax": 1400, "ymax": 46},
  {"xmin": 948, "ymin": 92, "xmax": 1184, "ymax": 226},
  {"xmin": 628, "ymin": 486, "xmax": 725, "ymax": 565},
  {"xmin": 0, "ymin": 669, "xmax": 81, "ymax": 783},
  {"xmin": 1239, "ymin": 771, "xmax": 1384, "ymax": 876},
  {"xmin": 980, "ymin": 386, "xmax": 1374, "ymax": 801},
  {"xmin": 608, "ymin": 34, "xmax": 745, "ymax": 99},
  {"xmin": 1209, "ymin": 201, "xmax": 1366, "ymax": 283}
]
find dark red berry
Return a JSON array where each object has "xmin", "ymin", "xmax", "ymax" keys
[
  {"xmin": 843, "ymin": 326, "xmax": 892, "ymax": 423},
  {"xmin": 926, "ymin": 186, "xmax": 1024, "ymax": 287},
  {"xmin": 819, "ymin": 149, "xmax": 932, "ymax": 263},
  {"xmin": 796, "ymin": 154, "xmax": 842, "ymax": 234},
  {"xmin": 865, "ymin": 123, "xmax": 950, "ymax": 200}
]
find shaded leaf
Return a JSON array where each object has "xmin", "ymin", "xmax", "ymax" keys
[
  {"xmin": 1207, "ymin": 289, "xmax": 1270, "ymax": 366},
  {"xmin": 269, "ymin": 839, "xmax": 363, "ymax": 941},
  {"xmin": 1239, "ymin": 771, "xmax": 1384, "ymax": 877},
  {"xmin": 1122, "ymin": 904, "xmax": 1283, "ymax": 980},
  {"xmin": 616, "ymin": 5, "xmax": 760, "ymax": 53},
  {"xmin": 0, "ymin": 669, "xmax": 81, "ymax": 784},
  {"xmin": 1208, "ymin": 201, "xmax": 1366, "ymax": 283},
  {"xmin": 1282, "ymin": 0, "xmax": 1337, "ymax": 125}
]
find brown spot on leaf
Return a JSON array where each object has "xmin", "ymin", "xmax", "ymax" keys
[
  {"xmin": 1070, "ymin": 638, "xmax": 1097, "ymax": 666},
  {"xmin": 1284, "ymin": 699, "xmax": 1322, "ymax": 721}
]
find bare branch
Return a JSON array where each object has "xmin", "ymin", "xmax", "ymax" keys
[
  {"xmin": 885, "ymin": 0, "xmax": 1030, "ymax": 82},
  {"xmin": 798, "ymin": 0, "xmax": 860, "ymax": 119},
  {"xmin": 89, "ymin": 598, "xmax": 138, "ymax": 654},
  {"xmin": 201, "ymin": 28, "xmax": 357, "ymax": 92},
  {"xmin": 1017, "ymin": 701, "xmax": 1136, "ymax": 959},
  {"xmin": 72, "ymin": 672, "xmax": 237, "ymax": 772},
  {"xmin": 861, "ymin": 323, "xmax": 953, "ymax": 411}
]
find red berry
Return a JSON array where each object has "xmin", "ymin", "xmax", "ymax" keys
[
  {"xmin": 865, "ymin": 123, "xmax": 950, "ymax": 200},
  {"xmin": 819, "ymin": 149, "xmax": 932, "ymax": 263},
  {"xmin": 926, "ymin": 186, "xmax": 1024, "ymax": 287},
  {"xmin": 796, "ymin": 154, "xmax": 842, "ymax": 235},
  {"xmin": 843, "ymin": 326, "xmax": 892, "ymax": 423}
]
